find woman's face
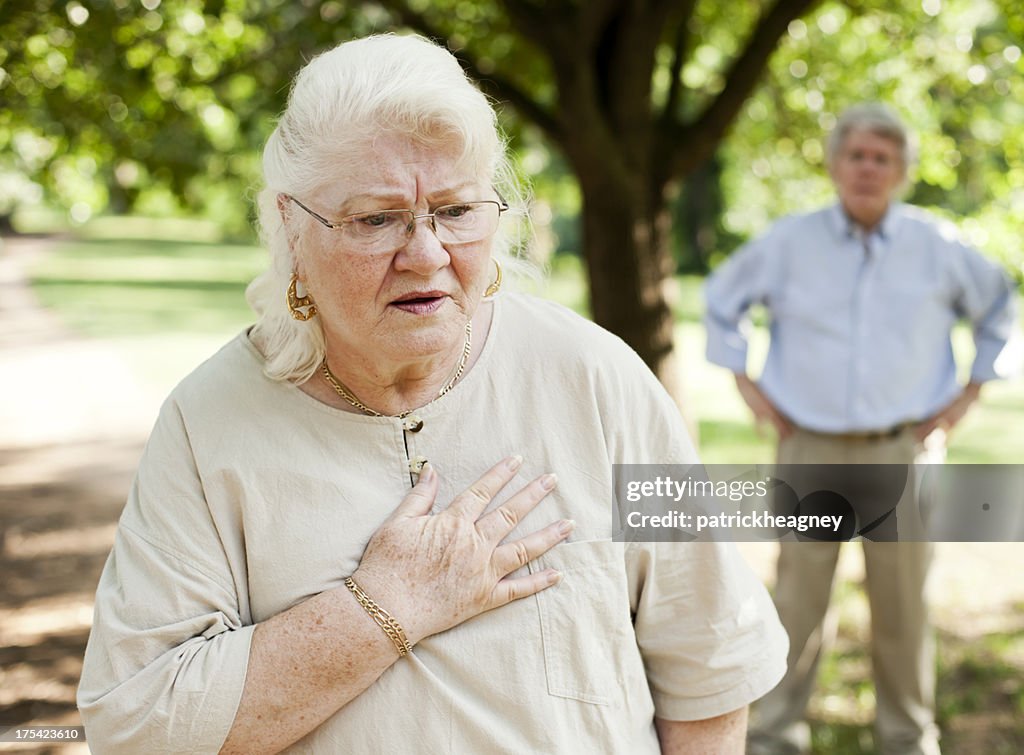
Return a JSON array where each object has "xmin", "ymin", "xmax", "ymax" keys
[{"xmin": 293, "ymin": 133, "xmax": 495, "ymax": 367}]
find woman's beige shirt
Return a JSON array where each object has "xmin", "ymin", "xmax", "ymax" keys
[{"xmin": 78, "ymin": 293, "xmax": 787, "ymax": 753}]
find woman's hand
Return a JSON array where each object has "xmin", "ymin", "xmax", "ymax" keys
[
  {"xmin": 351, "ymin": 456, "xmax": 572, "ymax": 646},
  {"xmin": 221, "ymin": 457, "xmax": 564, "ymax": 754}
]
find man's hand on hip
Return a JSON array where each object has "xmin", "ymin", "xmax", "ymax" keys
[
  {"xmin": 734, "ymin": 373, "xmax": 795, "ymax": 440},
  {"xmin": 914, "ymin": 381, "xmax": 983, "ymax": 442}
]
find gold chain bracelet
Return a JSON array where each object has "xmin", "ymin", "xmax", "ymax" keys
[{"xmin": 344, "ymin": 577, "xmax": 413, "ymax": 657}]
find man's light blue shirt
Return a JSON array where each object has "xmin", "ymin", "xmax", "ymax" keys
[{"xmin": 704, "ymin": 203, "xmax": 1019, "ymax": 434}]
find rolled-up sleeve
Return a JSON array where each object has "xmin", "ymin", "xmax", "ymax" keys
[
  {"xmin": 948, "ymin": 240, "xmax": 1021, "ymax": 382},
  {"xmin": 626, "ymin": 540, "xmax": 788, "ymax": 721},
  {"xmin": 78, "ymin": 400, "xmax": 253, "ymax": 754},
  {"xmin": 704, "ymin": 236, "xmax": 776, "ymax": 374}
]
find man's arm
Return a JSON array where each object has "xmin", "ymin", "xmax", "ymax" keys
[
  {"xmin": 955, "ymin": 239, "xmax": 1020, "ymax": 385},
  {"xmin": 704, "ymin": 237, "xmax": 775, "ymax": 376},
  {"xmin": 655, "ymin": 707, "xmax": 748, "ymax": 754},
  {"xmin": 915, "ymin": 240, "xmax": 1020, "ymax": 442}
]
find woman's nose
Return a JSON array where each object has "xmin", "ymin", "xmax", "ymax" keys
[{"xmin": 393, "ymin": 216, "xmax": 450, "ymax": 273}]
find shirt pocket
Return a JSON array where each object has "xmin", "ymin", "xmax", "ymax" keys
[{"xmin": 528, "ymin": 538, "xmax": 631, "ymax": 705}]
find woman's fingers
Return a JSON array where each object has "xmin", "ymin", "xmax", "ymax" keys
[
  {"xmin": 475, "ymin": 473, "xmax": 558, "ymax": 543},
  {"xmin": 491, "ymin": 518, "xmax": 574, "ymax": 575},
  {"xmin": 391, "ymin": 463, "xmax": 439, "ymax": 519},
  {"xmin": 489, "ymin": 569, "xmax": 562, "ymax": 609},
  {"xmin": 447, "ymin": 455, "xmax": 523, "ymax": 520}
]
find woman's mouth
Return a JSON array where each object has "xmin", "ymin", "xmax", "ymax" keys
[{"xmin": 390, "ymin": 292, "xmax": 447, "ymax": 314}]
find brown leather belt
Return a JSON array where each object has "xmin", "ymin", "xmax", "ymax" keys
[{"xmin": 802, "ymin": 422, "xmax": 916, "ymax": 443}]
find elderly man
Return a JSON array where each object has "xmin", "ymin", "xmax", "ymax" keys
[{"xmin": 704, "ymin": 103, "xmax": 1018, "ymax": 755}]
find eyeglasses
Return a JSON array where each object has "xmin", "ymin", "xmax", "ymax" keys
[{"xmin": 284, "ymin": 194, "xmax": 509, "ymax": 253}]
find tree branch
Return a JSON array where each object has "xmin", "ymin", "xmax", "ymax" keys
[
  {"xmin": 372, "ymin": 0, "xmax": 561, "ymax": 141},
  {"xmin": 496, "ymin": 0, "xmax": 573, "ymax": 56},
  {"xmin": 670, "ymin": 0, "xmax": 822, "ymax": 176},
  {"xmin": 660, "ymin": 0, "xmax": 697, "ymax": 129},
  {"xmin": 453, "ymin": 52, "xmax": 563, "ymax": 142}
]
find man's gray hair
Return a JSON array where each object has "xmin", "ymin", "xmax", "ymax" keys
[
  {"xmin": 247, "ymin": 33, "xmax": 527, "ymax": 383},
  {"xmin": 826, "ymin": 103, "xmax": 916, "ymax": 170}
]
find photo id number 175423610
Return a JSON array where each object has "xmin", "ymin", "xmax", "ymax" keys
[{"xmin": 0, "ymin": 726, "xmax": 85, "ymax": 742}]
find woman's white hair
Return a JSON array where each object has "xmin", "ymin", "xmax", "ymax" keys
[
  {"xmin": 826, "ymin": 102, "xmax": 917, "ymax": 171},
  {"xmin": 248, "ymin": 33, "xmax": 527, "ymax": 383}
]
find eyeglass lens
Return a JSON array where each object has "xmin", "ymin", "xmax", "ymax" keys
[{"xmin": 346, "ymin": 202, "xmax": 501, "ymax": 248}]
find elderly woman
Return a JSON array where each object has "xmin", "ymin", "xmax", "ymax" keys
[{"xmin": 79, "ymin": 34, "xmax": 786, "ymax": 753}]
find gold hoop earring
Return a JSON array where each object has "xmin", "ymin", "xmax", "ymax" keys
[
  {"xmin": 483, "ymin": 258, "xmax": 502, "ymax": 298},
  {"xmin": 287, "ymin": 274, "xmax": 318, "ymax": 321}
]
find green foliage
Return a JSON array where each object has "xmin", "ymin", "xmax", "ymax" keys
[
  {"xmin": 1, "ymin": 0, "xmax": 376, "ymax": 233},
  {"xmin": 4, "ymin": 0, "xmax": 1023, "ymax": 286}
]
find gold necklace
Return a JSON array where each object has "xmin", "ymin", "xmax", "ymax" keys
[{"xmin": 321, "ymin": 321, "xmax": 473, "ymax": 418}]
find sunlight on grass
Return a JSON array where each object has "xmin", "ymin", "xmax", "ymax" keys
[{"xmin": 29, "ymin": 238, "xmax": 264, "ymax": 339}]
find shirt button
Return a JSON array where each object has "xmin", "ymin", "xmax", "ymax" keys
[
  {"xmin": 403, "ymin": 415, "xmax": 424, "ymax": 433},
  {"xmin": 408, "ymin": 455, "xmax": 428, "ymax": 473}
]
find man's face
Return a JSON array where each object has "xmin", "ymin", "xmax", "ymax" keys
[{"xmin": 830, "ymin": 128, "xmax": 905, "ymax": 230}]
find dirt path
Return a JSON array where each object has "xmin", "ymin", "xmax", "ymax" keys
[{"xmin": 0, "ymin": 236, "xmax": 158, "ymax": 754}]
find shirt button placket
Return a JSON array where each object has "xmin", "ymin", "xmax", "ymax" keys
[
  {"xmin": 849, "ymin": 233, "xmax": 873, "ymax": 426},
  {"xmin": 402, "ymin": 415, "xmax": 427, "ymax": 482}
]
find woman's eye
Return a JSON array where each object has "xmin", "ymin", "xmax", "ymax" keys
[
  {"xmin": 438, "ymin": 204, "xmax": 473, "ymax": 219},
  {"xmin": 355, "ymin": 212, "xmax": 395, "ymax": 228}
]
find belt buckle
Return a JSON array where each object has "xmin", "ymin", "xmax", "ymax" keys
[{"xmin": 861, "ymin": 423, "xmax": 907, "ymax": 442}]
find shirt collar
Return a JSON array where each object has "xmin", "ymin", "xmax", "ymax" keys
[{"xmin": 829, "ymin": 202, "xmax": 902, "ymax": 243}]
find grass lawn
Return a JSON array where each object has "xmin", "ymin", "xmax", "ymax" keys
[{"xmin": 27, "ymin": 233, "xmax": 266, "ymax": 395}]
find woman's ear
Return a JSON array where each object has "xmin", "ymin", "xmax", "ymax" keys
[{"xmin": 278, "ymin": 193, "xmax": 299, "ymax": 257}]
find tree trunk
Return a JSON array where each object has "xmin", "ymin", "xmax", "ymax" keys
[
  {"xmin": 577, "ymin": 168, "xmax": 691, "ymax": 431},
  {"xmin": 677, "ymin": 155, "xmax": 723, "ymax": 274}
]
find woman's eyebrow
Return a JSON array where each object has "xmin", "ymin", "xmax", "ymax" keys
[
  {"xmin": 338, "ymin": 181, "xmax": 484, "ymax": 213},
  {"xmin": 337, "ymin": 193, "xmax": 410, "ymax": 213}
]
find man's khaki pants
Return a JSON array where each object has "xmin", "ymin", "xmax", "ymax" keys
[{"xmin": 747, "ymin": 428, "xmax": 941, "ymax": 755}]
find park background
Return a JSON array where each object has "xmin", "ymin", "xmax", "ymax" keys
[{"xmin": 1, "ymin": 0, "xmax": 1023, "ymax": 752}]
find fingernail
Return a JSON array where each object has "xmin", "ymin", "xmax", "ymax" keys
[
  {"xmin": 419, "ymin": 463, "xmax": 434, "ymax": 483},
  {"xmin": 507, "ymin": 454, "xmax": 523, "ymax": 471},
  {"xmin": 558, "ymin": 519, "xmax": 575, "ymax": 536},
  {"xmin": 540, "ymin": 473, "xmax": 558, "ymax": 491},
  {"xmin": 547, "ymin": 571, "xmax": 562, "ymax": 586}
]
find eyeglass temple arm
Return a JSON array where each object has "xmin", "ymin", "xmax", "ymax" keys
[{"xmin": 282, "ymin": 194, "xmax": 340, "ymax": 229}]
